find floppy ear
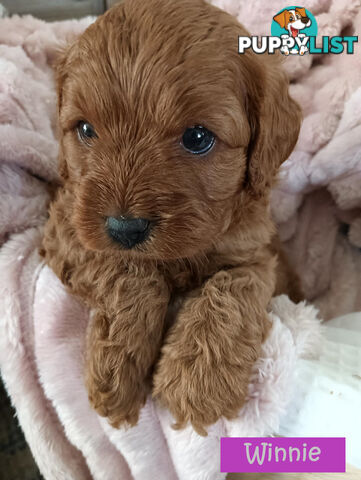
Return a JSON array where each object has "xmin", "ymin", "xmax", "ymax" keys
[
  {"xmin": 53, "ymin": 46, "xmax": 72, "ymax": 181},
  {"xmin": 296, "ymin": 7, "xmax": 307, "ymax": 17},
  {"xmin": 245, "ymin": 55, "xmax": 301, "ymax": 196},
  {"xmin": 273, "ymin": 10, "xmax": 288, "ymax": 29}
]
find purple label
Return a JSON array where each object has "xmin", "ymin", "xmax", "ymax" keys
[{"xmin": 221, "ymin": 437, "xmax": 345, "ymax": 473}]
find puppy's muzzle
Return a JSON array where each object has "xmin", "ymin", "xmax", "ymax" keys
[{"xmin": 106, "ymin": 216, "xmax": 151, "ymax": 249}]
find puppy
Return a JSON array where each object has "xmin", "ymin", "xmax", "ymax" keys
[{"xmin": 41, "ymin": 0, "xmax": 301, "ymax": 435}]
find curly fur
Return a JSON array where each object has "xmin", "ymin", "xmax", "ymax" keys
[{"xmin": 41, "ymin": 0, "xmax": 302, "ymax": 434}]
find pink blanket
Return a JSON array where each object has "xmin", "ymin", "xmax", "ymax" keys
[{"xmin": 0, "ymin": 2, "xmax": 360, "ymax": 478}]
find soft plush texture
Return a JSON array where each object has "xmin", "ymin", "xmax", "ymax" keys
[
  {"xmin": 0, "ymin": 0, "xmax": 360, "ymax": 478},
  {"xmin": 0, "ymin": 240, "xmax": 321, "ymax": 479},
  {"xmin": 279, "ymin": 311, "xmax": 361, "ymax": 469}
]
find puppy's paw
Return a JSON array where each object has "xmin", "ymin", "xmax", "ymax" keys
[
  {"xmin": 86, "ymin": 352, "xmax": 149, "ymax": 428},
  {"xmin": 153, "ymin": 338, "xmax": 251, "ymax": 436}
]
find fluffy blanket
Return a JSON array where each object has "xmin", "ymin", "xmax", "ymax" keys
[{"xmin": 0, "ymin": 1, "xmax": 360, "ymax": 478}]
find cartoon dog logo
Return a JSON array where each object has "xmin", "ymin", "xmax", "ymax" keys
[{"xmin": 273, "ymin": 7, "xmax": 312, "ymax": 55}]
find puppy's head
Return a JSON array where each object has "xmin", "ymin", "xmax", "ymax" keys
[{"xmin": 56, "ymin": 0, "xmax": 301, "ymax": 260}]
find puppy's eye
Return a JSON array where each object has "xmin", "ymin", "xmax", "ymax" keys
[
  {"xmin": 77, "ymin": 121, "xmax": 97, "ymax": 144},
  {"xmin": 289, "ymin": 16, "xmax": 294, "ymax": 21},
  {"xmin": 181, "ymin": 126, "xmax": 215, "ymax": 155}
]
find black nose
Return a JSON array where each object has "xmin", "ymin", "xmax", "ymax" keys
[
  {"xmin": 301, "ymin": 16, "xmax": 309, "ymax": 24},
  {"xmin": 106, "ymin": 216, "xmax": 151, "ymax": 249}
]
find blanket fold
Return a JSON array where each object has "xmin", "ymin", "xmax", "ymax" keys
[{"xmin": 0, "ymin": 246, "xmax": 321, "ymax": 479}]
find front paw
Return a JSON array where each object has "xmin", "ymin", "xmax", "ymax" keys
[
  {"xmin": 153, "ymin": 342, "xmax": 252, "ymax": 436},
  {"xmin": 86, "ymin": 352, "xmax": 149, "ymax": 428}
]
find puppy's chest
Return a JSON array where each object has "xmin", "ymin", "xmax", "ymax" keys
[
  {"xmin": 160, "ymin": 257, "xmax": 216, "ymax": 293},
  {"xmin": 161, "ymin": 258, "xmax": 230, "ymax": 329},
  {"xmin": 160, "ymin": 251, "xmax": 239, "ymax": 293}
]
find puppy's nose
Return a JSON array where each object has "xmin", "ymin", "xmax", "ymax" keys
[
  {"xmin": 301, "ymin": 16, "xmax": 309, "ymax": 24},
  {"xmin": 106, "ymin": 216, "xmax": 151, "ymax": 249}
]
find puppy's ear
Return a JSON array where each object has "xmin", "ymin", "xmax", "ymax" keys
[
  {"xmin": 245, "ymin": 55, "xmax": 301, "ymax": 196},
  {"xmin": 273, "ymin": 10, "xmax": 288, "ymax": 28},
  {"xmin": 296, "ymin": 7, "xmax": 307, "ymax": 17},
  {"xmin": 57, "ymin": 140, "xmax": 68, "ymax": 182},
  {"xmin": 53, "ymin": 46, "xmax": 72, "ymax": 181},
  {"xmin": 54, "ymin": 44, "xmax": 74, "ymax": 112}
]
